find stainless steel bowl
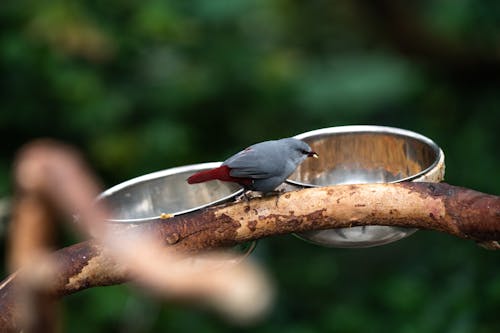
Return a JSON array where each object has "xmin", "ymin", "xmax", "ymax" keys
[
  {"xmin": 286, "ymin": 125, "xmax": 445, "ymax": 248},
  {"xmin": 98, "ymin": 162, "xmax": 244, "ymax": 223}
]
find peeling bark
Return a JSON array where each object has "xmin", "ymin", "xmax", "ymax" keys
[{"xmin": 147, "ymin": 182, "xmax": 499, "ymax": 252}]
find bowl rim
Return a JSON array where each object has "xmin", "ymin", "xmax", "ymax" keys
[
  {"xmin": 287, "ymin": 125, "xmax": 443, "ymax": 187},
  {"xmin": 98, "ymin": 162, "xmax": 244, "ymax": 223}
]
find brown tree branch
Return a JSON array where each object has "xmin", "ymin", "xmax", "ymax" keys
[
  {"xmin": 1, "ymin": 182, "xmax": 498, "ymax": 320},
  {"xmin": 152, "ymin": 182, "xmax": 500, "ymax": 251}
]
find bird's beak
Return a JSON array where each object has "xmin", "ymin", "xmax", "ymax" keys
[{"xmin": 308, "ymin": 151, "xmax": 319, "ymax": 159}]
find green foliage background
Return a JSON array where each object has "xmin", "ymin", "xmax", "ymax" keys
[{"xmin": 1, "ymin": 1, "xmax": 499, "ymax": 332}]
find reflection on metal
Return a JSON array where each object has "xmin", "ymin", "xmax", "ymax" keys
[
  {"xmin": 98, "ymin": 162, "xmax": 257, "ymax": 258},
  {"xmin": 287, "ymin": 125, "xmax": 445, "ymax": 248},
  {"xmin": 98, "ymin": 162, "xmax": 243, "ymax": 223}
]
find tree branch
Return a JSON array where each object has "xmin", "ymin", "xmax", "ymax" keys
[
  {"xmin": 153, "ymin": 182, "xmax": 500, "ymax": 251},
  {"xmin": 1, "ymin": 182, "xmax": 498, "ymax": 309}
]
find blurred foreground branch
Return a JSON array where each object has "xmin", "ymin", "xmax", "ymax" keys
[
  {"xmin": 2, "ymin": 140, "xmax": 272, "ymax": 333},
  {"xmin": 0, "ymin": 140, "xmax": 499, "ymax": 332}
]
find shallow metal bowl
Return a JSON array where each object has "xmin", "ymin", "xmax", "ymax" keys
[
  {"xmin": 98, "ymin": 162, "xmax": 243, "ymax": 223},
  {"xmin": 287, "ymin": 125, "xmax": 445, "ymax": 248}
]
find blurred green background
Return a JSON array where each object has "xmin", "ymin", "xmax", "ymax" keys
[{"xmin": 1, "ymin": 0, "xmax": 500, "ymax": 332}]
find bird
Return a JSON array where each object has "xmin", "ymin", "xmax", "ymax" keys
[{"xmin": 187, "ymin": 138, "xmax": 318, "ymax": 193}]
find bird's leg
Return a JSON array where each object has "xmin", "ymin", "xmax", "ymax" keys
[
  {"xmin": 234, "ymin": 192, "xmax": 247, "ymax": 202},
  {"xmin": 261, "ymin": 188, "xmax": 286, "ymax": 207},
  {"xmin": 263, "ymin": 190, "xmax": 285, "ymax": 197},
  {"xmin": 235, "ymin": 190, "xmax": 259, "ymax": 202}
]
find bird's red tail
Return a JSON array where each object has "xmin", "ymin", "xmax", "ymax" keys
[
  {"xmin": 187, "ymin": 165, "xmax": 233, "ymax": 184},
  {"xmin": 187, "ymin": 165, "xmax": 252, "ymax": 186}
]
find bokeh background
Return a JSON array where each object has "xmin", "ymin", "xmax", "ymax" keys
[{"xmin": 1, "ymin": 0, "xmax": 500, "ymax": 332}]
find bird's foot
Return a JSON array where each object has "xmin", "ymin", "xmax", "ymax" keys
[
  {"xmin": 262, "ymin": 189, "xmax": 285, "ymax": 197},
  {"xmin": 235, "ymin": 190, "xmax": 262, "ymax": 202},
  {"xmin": 260, "ymin": 188, "xmax": 286, "ymax": 207}
]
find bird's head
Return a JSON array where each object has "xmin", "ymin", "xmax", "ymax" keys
[{"xmin": 283, "ymin": 138, "xmax": 319, "ymax": 163}]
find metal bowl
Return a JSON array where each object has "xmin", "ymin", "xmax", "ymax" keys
[
  {"xmin": 287, "ymin": 125, "xmax": 445, "ymax": 248},
  {"xmin": 98, "ymin": 162, "xmax": 243, "ymax": 223}
]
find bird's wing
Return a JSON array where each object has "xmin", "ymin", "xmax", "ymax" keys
[{"xmin": 224, "ymin": 145, "xmax": 279, "ymax": 179}]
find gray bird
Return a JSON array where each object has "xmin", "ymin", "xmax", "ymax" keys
[{"xmin": 187, "ymin": 138, "xmax": 318, "ymax": 192}]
